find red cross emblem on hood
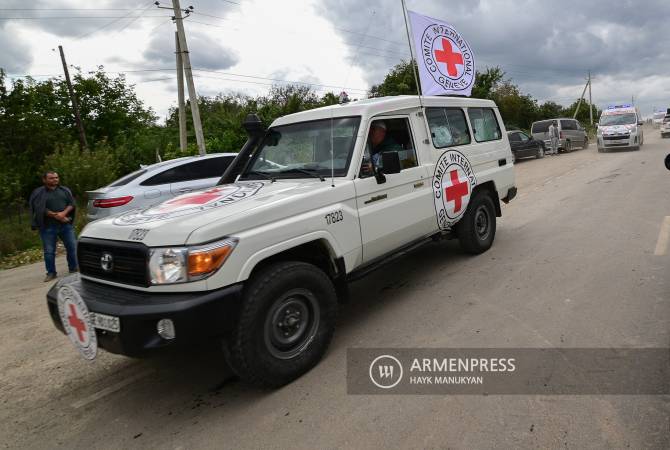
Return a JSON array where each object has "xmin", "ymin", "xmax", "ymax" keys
[{"xmin": 162, "ymin": 189, "xmax": 222, "ymax": 209}]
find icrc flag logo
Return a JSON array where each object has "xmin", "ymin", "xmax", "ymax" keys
[{"xmin": 408, "ymin": 10, "xmax": 475, "ymax": 96}]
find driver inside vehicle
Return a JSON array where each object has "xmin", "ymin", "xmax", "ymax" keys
[{"xmin": 360, "ymin": 121, "xmax": 403, "ymax": 177}]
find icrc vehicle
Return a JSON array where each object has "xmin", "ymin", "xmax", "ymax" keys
[
  {"xmin": 47, "ymin": 96, "xmax": 516, "ymax": 387},
  {"xmin": 597, "ymin": 104, "xmax": 644, "ymax": 152}
]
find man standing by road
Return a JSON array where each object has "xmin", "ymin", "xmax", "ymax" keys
[
  {"xmin": 548, "ymin": 121, "xmax": 560, "ymax": 155},
  {"xmin": 29, "ymin": 171, "xmax": 78, "ymax": 282}
]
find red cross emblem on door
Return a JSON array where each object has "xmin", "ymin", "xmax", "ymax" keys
[{"xmin": 445, "ymin": 170, "xmax": 469, "ymax": 213}]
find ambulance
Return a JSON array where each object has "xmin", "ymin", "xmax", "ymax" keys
[
  {"xmin": 46, "ymin": 96, "xmax": 516, "ymax": 387},
  {"xmin": 597, "ymin": 104, "xmax": 644, "ymax": 152}
]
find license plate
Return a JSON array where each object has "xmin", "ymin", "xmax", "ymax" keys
[{"xmin": 90, "ymin": 312, "xmax": 120, "ymax": 332}]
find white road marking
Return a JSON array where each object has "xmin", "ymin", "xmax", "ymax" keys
[
  {"xmin": 70, "ymin": 369, "xmax": 153, "ymax": 409},
  {"xmin": 653, "ymin": 216, "xmax": 670, "ymax": 256}
]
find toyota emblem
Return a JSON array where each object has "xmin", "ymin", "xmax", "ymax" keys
[{"xmin": 100, "ymin": 252, "xmax": 114, "ymax": 272}]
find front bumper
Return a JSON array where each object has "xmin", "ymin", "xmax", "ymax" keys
[
  {"xmin": 46, "ymin": 275, "xmax": 243, "ymax": 356},
  {"xmin": 598, "ymin": 134, "xmax": 639, "ymax": 149}
]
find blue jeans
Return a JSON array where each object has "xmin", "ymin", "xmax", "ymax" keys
[{"xmin": 39, "ymin": 223, "xmax": 78, "ymax": 275}]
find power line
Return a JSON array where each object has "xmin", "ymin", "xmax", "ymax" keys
[
  {"xmin": 73, "ymin": 1, "xmax": 156, "ymax": 41},
  {"xmin": 0, "ymin": 15, "xmax": 171, "ymax": 19}
]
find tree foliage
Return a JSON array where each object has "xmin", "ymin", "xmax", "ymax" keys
[{"xmin": 1, "ymin": 61, "xmax": 599, "ymax": 208}]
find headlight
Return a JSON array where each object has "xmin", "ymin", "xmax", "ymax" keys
[{"xmin": 149, "ymin": 238, "xmax": 237, "ymax": 284}]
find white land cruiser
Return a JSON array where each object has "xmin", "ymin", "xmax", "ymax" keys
[{"xmin": 47, "ymin": 96, "xmax": 516, "ymax": 387}]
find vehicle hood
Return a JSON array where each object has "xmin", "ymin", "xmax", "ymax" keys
[{"xmin": 81, "ymin": 180, "xmax": 336, "ymax": 246}]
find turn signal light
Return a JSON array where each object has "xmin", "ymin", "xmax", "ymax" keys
[
  {"xmin": 187, "ymin": 243, "xmax": 235, "ymax": 277},
  {"xmin": 93, "ymin": 196, "xmax": 134, "ymax": 208}
]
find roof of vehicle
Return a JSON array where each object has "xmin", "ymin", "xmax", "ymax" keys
[
  {"xmin": 271, "ymin": 95, "xmax": 498, "ymax": 127},
  {"xmin": 531, "ymin": 118, "xmax": 577, "ymax": 124}
]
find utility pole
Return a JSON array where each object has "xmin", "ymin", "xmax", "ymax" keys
[
  {"xmin": 170, "ymin": 0, "xmax": 205, "ymax": 156},
  {"xmin": 588, "ymin": 71, "xmax": 593, "ymax": 125},
  {"xmin": 58, "ymin": 45, "xmax": 88, "ymax": 151},
  {"xmin": 572, "ymin": 75, "xmax": 590, "ymax": 120},
  {"xmin": 175, "ymin": 31, "xmax": 187, "ymax": 152}
]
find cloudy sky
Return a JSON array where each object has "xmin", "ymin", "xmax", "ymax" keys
[{"xmin": 2, "ymin": 0, "xmax": 669, "ymax": 120}]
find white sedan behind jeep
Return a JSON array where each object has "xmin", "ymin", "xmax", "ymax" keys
[
  {"xmin": 48, "ymin": 95, "xmax": 516, "ymax": 388},
  {"xmin": 86, "ymin": 153, "xmax": 236, "ymax": 220}
]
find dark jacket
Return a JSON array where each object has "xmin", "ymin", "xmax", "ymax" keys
[{"xmin": 29, "ymin": 186, "xmax": 76, "ymax": 230}]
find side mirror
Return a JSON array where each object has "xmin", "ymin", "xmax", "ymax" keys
[
  {"xmin": 665, "ymin": 154, "xmax": 670, "ymax": 171},
  {"xmin": 638, "ymin": 121, "xmax": 644, "ymax": 126},
  {"xmin": 381, "ymin": 152, "xmax": 401, "ymax": 175}
]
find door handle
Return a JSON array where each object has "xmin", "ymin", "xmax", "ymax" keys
[
  {"xmin": 364, "ymin": 194, "xmax": 387, "ymax": 204},
  {"xmin": 177, "ymin": 188, "xmax": 192, "ymax": 194},
  {"xmin": 413, "ymin": 181, "xmax": 424, "ymax": 188}
]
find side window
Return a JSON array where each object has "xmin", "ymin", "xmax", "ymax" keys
[
  {"xmin": 508, "ymin": 132, "xmax": 521, "ymax": 142},
  {"xmin": 140, "ymin": 166, "xmax": 189, "ymax": 186},
  {"xmin": 426, "ymin": 107, "xmax": 471, "ymax": 148},
  {"xmin": 519, "ymin": 132, "xmax": 530, "ymax": 141},
  {"xmin": 468, "ymin": 108, "xmax": 502, "ymax": 142},
  {"xmin": 181, "ymin": 156, "xmax": 235, "ymax": 180},
  {"xmin": 359, "ymin": 117, "xmax": 418, "ymax": 178}
]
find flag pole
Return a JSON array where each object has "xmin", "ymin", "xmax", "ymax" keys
[{"xmin": 401, "ymin": 0, "xmax": 423, "ymax": 109}]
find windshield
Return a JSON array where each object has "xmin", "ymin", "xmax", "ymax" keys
[
  {"xmin": 600, "ymin": 113, "xmax": 637, "ymax": 126},
  {"xmin": 241, "ymin": 117, "xmax": 360, "ymax": 180}
]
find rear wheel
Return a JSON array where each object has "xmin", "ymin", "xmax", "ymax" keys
[
  {"xmin": 564, "ymin": 140, "xmax": 572, "ymax": 152},
  {"xmin": 224, "ymin": 261, "xmax": 337, "ymax": 388},
  {"xmin": 456, "ymin": 191, "xmax": 497, "ymax": 254},
  {"xmin": 583, "ymin": 137, "xmax": 589, "ymax": 149}
]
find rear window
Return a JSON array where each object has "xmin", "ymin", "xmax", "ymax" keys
[
  {"xmin": 108, "ymin": 169, "xmax": 147, "ymax": 187},
  {"xmin": 140, "ymin": 156, "xmax": 235, "ymax": 186},
  {"xmin": 531, "ymin": 120, "xmax": 552, "ymax": 133},
  {"xmin": 468, "ymin": 108, "xmax": 501, "ymax": 142},
  {"xmin": 560, "ymin": 120, "xmax": 578, "ymax": 130},
  {"xmin": 426, "ymin": 107, "xmax": 471, "ymax": 148}
]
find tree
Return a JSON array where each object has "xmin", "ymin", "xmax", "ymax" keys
[
  {"xmin": 562, "ymin": 100, "xmax": 601, "ymax": 127},
  {"xmin": 537, "ymin": 101, "xmax": 563, "ymax": 120},
  {"xmin": 471, "ymin": 67, "xmax": 505, "ymax": 100},
  {"xmin": 369, "ymin": 60, "xmax": 419, "ymax": 97}
]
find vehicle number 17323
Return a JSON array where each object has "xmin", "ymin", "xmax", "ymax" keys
[{"xmin": 325, "ymin": 210, "xmax": 344, "ymax": 225}]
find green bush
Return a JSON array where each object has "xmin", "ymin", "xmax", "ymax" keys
[{"xmin": 41, "ymin": 141, "xmax": 121, "ymax": 200}]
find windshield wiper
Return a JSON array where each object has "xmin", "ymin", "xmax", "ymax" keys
[
  {"xmin": 278, "ymin": 168, "xmax": 326, "ymax": 181},
  {"xmin": 245, "ymin": 170, "xmax": 276, "ymax": 182}
]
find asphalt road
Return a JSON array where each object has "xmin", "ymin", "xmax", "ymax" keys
[{"xmin": 1, "ymin": 127, "xmax": 669, "ymax": 449}]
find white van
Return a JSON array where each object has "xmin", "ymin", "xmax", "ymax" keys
[
  {"xmin": 597, "ymin": 105, "xmax": 644, "ymax": 152},
  {"xmin": 47, "ymin": 96, "xmax": 516, "ymax": 387}
]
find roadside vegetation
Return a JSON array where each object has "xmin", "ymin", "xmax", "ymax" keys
[{"xmin": 0, "ymin": 62, "xmax": 599, "ymax": 267}]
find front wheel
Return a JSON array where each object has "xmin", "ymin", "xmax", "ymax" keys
[
  {"xmin": 224, "ymin": 261, "xmax": 338, "ymax": 388},
  {"xmin": 456, "ymin": 191, "xmax": 497, "ymax": 254},
  {"xmin": 583, "ymin": 137, "xmax": 589, "ymax": 149},
  {"xmin": 536, "ymin": 144, "xmax": 544, "ymax": 159}
]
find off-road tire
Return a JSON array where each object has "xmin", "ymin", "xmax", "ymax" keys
[
  {"xmin": 456, "ymin": 190, "xmax": 497, "ymax": 254},
  {"xmin": 224, "ymin": 261, "xmax": 337, "ymax": 388}
]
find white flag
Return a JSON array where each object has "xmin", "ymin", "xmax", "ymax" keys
[{"xmin": 407, "ymin": 10, "xmax": 476, "ymax": 96}]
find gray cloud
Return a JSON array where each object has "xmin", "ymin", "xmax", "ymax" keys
[
  {"xmin": 318, "ymin": 0, "xmax": 670, "ymax": 114},
  {"xmin": 143, "ymin": 28, "xmax": 239, "ymax": 71},
  {"xmin": 0, "ymin": 27, "xmax": 33, "ymax": 73}
]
